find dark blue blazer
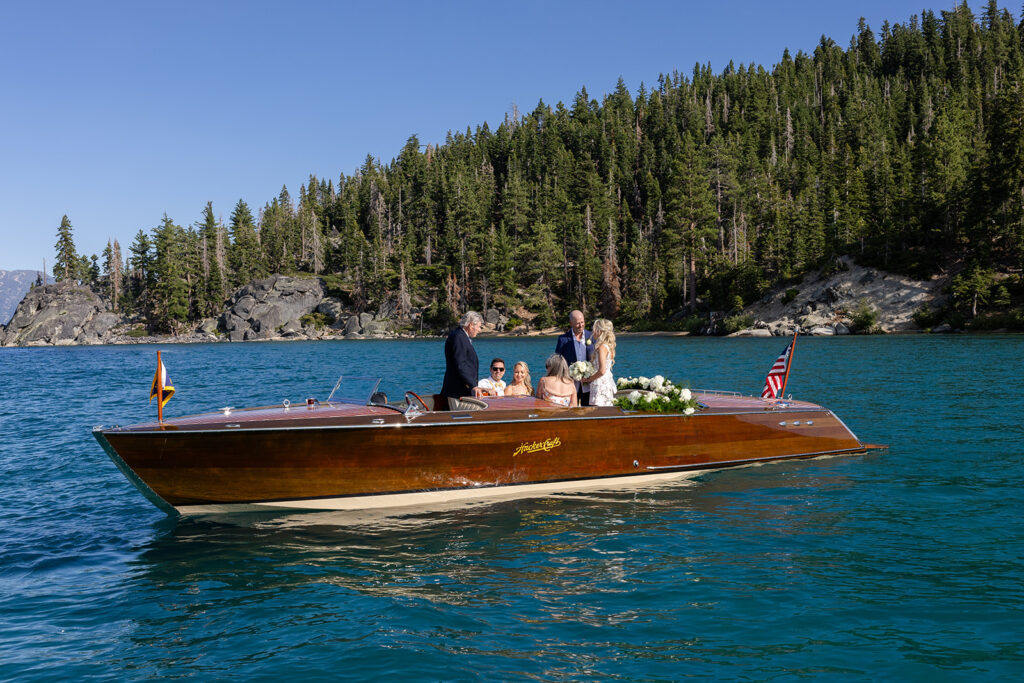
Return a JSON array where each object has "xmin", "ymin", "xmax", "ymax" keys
[
  {"xmin": 555, "ymin": 330, "xmax": 594, "ymax": 366},
  {"xmin": 441, "ymin": 326, "xmax": 479, "ymax": 398}
]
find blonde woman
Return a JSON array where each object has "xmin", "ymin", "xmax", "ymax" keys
[
  {"xmin": 535, "ymin": 355, "xmax": 578, "ymax": 407},
  {"xmin": 583, "ymin": 318, "xmax": 616, "ymax": 406},
  {"xmin": 504, "ymin": 361, "xmax": 533, "ymax": 397}
]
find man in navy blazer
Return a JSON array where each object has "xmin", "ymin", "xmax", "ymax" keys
[
  {"xmin": 441, "ymin": 311, "xmax": 485, "ymax": 403},
  {"xmin": 554, "ymin": 309, "xmax": 593, "ymax": 406}
]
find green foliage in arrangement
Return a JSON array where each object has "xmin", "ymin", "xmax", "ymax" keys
[
  {"xmin": 613, "ymin": 375, "xmax": 703, "ymax": 414},
  {"xmin": 62, "ymin": 4, "xmax": 1024, "ymax": 333}
]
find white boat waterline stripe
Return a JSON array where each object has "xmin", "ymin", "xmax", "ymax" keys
[{"xmin": 175, "ymin": 469, "xmax": 706, "ymax": 514}]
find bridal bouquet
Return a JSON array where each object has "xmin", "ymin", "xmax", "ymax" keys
[
  {"xmin": 614, "ymin": 374, "xmax": 702, "ymax": 414},
  {"xmin": 568, "ymin": 360, "xmax": 595, "ymax": 380}
]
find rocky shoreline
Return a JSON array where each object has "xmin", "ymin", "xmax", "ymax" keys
[
  {"xmin": 729, "ymin": 256, "xmax": 949, "ymax": 337},
  {"xmin": 0, "ymin": 275, "xmax": 515, "ymax": 347},
  {"xmin": 0, "ymin": 258, "xmax": 961, "ymax": 348}
]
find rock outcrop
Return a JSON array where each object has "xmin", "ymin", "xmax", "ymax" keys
[
  {"xmin": 732, "ymin": 256, "xmax": 946, "ymax": 336},
  {"xmin": 219, "ymin": 275, "xmax": 325, "ymax": 341},
  {"xmin": 214, "ymin": 275, "xmax": 417, "ymax": 341},
  {"xmin": 0, "ymin": 270, "xmax": 51, "ymax": 326},
  {"xmin": 1, "ymin": 281, "xmax": 119, "ymax": 346}
]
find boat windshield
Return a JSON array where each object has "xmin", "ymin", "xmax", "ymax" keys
[{"xmin": 325, "ymin": 376, "xmax": 384, "ymax": 406}]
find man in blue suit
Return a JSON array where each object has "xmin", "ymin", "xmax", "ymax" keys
[
  {"xmin": 554, "ymin": 309, "xmax": 593, "ymax": 406},
  {"xmin": 441, "ymin": 311, "xmax": 485, "ymax": 404}
]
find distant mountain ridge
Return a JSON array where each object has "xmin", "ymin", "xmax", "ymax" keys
[{"xmin": 0, "ymin": 270, "xmax": 50, "ymax": 325}]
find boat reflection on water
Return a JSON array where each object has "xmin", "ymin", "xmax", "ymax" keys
[{"xmin": 128, "ymin": 454, "xmax": 861, "ymax": 609}]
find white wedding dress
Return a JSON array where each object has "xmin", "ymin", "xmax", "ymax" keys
[{"xmin": 591, "ymin": 355, "xmax": 616, "ymax": 407}]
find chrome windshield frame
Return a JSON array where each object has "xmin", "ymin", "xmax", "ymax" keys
[{"xmin": 325, "ymin": 375, "xmax": 383, "ymax": 406}]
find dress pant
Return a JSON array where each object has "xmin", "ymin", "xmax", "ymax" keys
[{"xmin": 578, "ymin": 388, "xmax": 590, "ymax": 406}]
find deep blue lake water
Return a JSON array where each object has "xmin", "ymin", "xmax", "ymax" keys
[{"xmin": 1, "ymin": 335, "xmax": 1022, "ymax": 680}]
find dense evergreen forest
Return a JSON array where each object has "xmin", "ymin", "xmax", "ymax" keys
[{"xmin": 48, "ymin": 2, "xmax": 1024, "ymax": 333}]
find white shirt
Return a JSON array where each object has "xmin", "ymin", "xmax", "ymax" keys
[{"xmin": 477, "ymin": 377, "xmax": 506, "ymax": 396}]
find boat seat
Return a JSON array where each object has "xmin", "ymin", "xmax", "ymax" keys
[{"xmin": 447, "ymin": 396, "xmax": 487, "ymax": 411}]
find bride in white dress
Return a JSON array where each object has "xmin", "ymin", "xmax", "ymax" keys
[{"xmin": 584, "ymin": 318, "xmax": 617, "ymax": 406}]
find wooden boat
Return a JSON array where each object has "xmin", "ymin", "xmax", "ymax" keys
[{"xmin": 93, "ymin": 387, "xmax": 875, "ymax": 516}]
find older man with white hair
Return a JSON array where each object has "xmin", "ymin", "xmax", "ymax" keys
[{"xmin": 441, "ymin": 311, "xmax": 485, "ymax": 403}]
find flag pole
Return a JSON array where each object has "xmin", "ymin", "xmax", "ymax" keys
[
  {"xmin": 779, "ymin": 327, "xmax": 798, "ymax": 399},
  {"xmin": 155, "ymin": 350, "xmax": 163, "ymax": 423}
]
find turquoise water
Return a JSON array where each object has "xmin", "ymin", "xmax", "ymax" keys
[{"xmin": 1, "ymin": 336, "xmax": 1022, "ymax": 680}]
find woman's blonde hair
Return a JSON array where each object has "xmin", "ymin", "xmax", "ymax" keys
[
  {"xmin": 513, "ymin": 361, "xmax": 532, "ymax": 393},
  {"xmin": 545, "ymin": 354, "xmax": 571, "ymax": 382},
  {"xmin": 592, "ymin": 318, "xmax": 616, "ymax": 360}
]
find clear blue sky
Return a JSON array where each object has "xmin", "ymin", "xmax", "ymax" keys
[{"xmin": 0, "ymin": 0, "xmax": 991, "ymax": 271}]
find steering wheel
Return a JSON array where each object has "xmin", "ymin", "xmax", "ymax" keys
[{"xmin": 404, "ymin": 391, "xmax": 429, "ymax": 413}]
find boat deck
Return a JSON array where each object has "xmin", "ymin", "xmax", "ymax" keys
[{"xmin": 108, "ymin": 391, "xmax": 828, "ymax": 433}]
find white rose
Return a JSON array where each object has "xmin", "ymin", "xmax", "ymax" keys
[
  {"xmin": 643, "ymin": 392, "xmax": 654, "ymax": 402},
  {"xmin": 627, "ymin": 390, "xmax": 642, "ymax": 403},
  {"xmin": 684, "ymin": 407, "xmax": 695, "ymax": 415},
  {"xmin": 679, "ymin": 388, "xmax": 692, "ymax": 401},
  {"xmin": 638, "ymin": 376, "xmax": 649, "ymax": 387},
  {"xmin": 617, "ymin": 377, "xmax": 627, "ymax": 388}
]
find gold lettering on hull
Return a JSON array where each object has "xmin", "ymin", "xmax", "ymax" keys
[{"xmin": 513, "ymin": 437, "xmax": 562, "ymax": 457}]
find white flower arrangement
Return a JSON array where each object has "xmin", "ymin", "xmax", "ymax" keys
[
  {"xmin": 568, "ymin": 360, "xmax": 595, "ymax": 381},
  {"xmin": 613, "ymin": 374, "xmax": 702, "ymax": 414}
]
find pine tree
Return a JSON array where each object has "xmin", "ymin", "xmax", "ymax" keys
[
  {"xmin": 152, "ymin": 215, "xmax": 190, "ymax": 333},
  {"xmin": 54, "ymin": 215, "xmax": 78, "ymax": 282},
  {"xmin": 126, "ymin": 230, "xmax": 154, "ymax": 315},
  {"xmin": 102, "ymin": 239, "xmax": 123, "ymax": 310},
  {"xmin": 600, "ymin": 218, "xmax": 622, "ymax": 318},
  {"xmin": 229, "ymin": 199, "xmax": 262, "ymax": 287},
  {"xmin": 197, "ymin": 202, "xmax": 224, "ymax": 316},
  {"xmin": 664, "ymin": 137, "xmax": 716, "ymax": 310}
]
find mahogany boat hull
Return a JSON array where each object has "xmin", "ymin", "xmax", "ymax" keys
[{"xmin": 93, "ymin": 394, "xmax": 868, "ymax": 515}]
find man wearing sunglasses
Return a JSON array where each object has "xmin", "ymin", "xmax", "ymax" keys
[{"xmin": 477, "ymin": 358, "xmax": 507, "ymax": 397}]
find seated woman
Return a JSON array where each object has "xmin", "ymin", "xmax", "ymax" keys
[
  {"xmin": 535, "ymin": 354, "xmax": 578, "ymax": 407},
  {"xmin": 504, "ymin": 361, "xmax": 533, "ymax": 397}
]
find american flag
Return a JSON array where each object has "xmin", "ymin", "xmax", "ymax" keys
[{"xmin": 761, "ymin": 334, "xmax": 796, "ymax": 399}]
